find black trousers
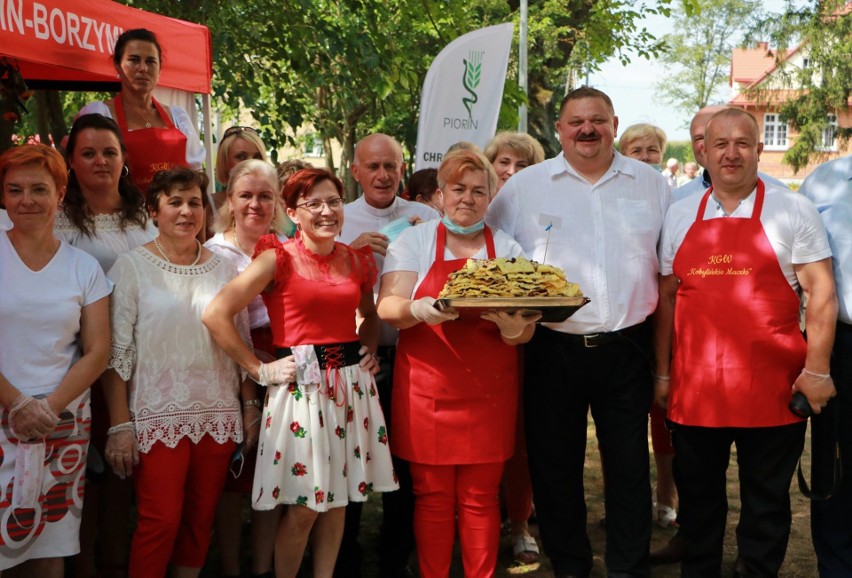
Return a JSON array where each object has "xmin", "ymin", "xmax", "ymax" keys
[
  {"xmin": 524, "ymin": 325, "xmax": 653, "ymax": 577},
  {"xmin": 673, "ymin": 421, "xmax": 807, "ymax": 577},
  {"xmin": 812, "ymin": 321, "xmax": 852, "ymax": 577},
  {"xmin": 334, "ymin": 346, "xmax": 416, "ymax": 578}
]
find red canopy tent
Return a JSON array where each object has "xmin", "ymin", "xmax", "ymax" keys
[{"xmin": 0, "ymin": 0, "xmax": 214, "ymax": 180}]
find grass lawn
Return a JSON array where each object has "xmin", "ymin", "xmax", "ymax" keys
[{"xmin": 203, "ymin": 414, "xmax": 819, "ymax": 577}]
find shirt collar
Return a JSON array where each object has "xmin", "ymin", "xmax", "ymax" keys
[
  {"xmin": 360, "ymin": 195, "xmax": 400, "ymax": 217},
  {"xmin": 548, "ymin": 150, "xmax": 628, "ymax": 180}
]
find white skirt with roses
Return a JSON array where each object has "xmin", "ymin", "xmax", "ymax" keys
[{"xmin": 252, "ymin": 344, "xmax": 398, "ymax": 512}]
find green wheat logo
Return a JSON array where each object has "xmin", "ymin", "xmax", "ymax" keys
[{"xmin": 462, "ymin": 50, "xmax": 483, "ymax": 121}]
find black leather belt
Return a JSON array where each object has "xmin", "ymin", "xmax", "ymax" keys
[
  {"xmin": 562, "ymin": 323, "xmax": 645, "ymax": 348},
  {"xmin": 275, "ymin": 341, "xmax": 362, "ymax": 369}
]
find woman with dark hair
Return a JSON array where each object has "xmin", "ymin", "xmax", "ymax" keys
[
  {"xmin": 203, "ymin": 168, "xmax": 397, "ymax": 578},
  {"xmin": 408, "ymin": 168, "xmax": 442, "ymax": 216},
  {"xmin": 57, "ymin": 112, "xmax": 157, "ymax": 578},
  {"xmin": 102, "ymin": 168, "xmax": 251, "ymax": 577},
  {"xmin": 0, "ymin": 144, "xmax": 111, "ymax": 576},
  {"xmin": 77, "ymin": 28, "xmax": 204, "ymax": 191},
  {"xmin": 57, "ymin": 113, "xmax": 156, "ymax": 270}
]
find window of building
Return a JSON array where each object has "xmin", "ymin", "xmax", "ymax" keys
[
  {"xmin": 303, "ymin": 133, "xmax": 324, "ymax": 157},
  {"xmin": 763, "ymin": 113, "xmax": 788, "ymax": 150},
  {"xmin": 818, "ymin": 114, "xmax": 838, "ymax": 151}
]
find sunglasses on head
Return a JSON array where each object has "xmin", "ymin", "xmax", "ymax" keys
[{"xmin": 223, "ymin": 126, "xmax": 259, "ymax": 139}]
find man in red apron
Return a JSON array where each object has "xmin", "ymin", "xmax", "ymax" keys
[{"xmin": 655, "ymin": 108, "xmax": 837, "ymax": 577}]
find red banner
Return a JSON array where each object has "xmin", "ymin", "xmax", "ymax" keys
[{"xmin": 0, "ymin": 0, "xmax": 211, "ymax": 93}]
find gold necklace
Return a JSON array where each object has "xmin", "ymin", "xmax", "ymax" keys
[
  {"xmin": 232, "ymin": 231, "xmax": 248, "ymax": 255},
  {"xmin": 136, "ymin": 104, "xmax": 157, "ymax": 128},
  {"xmin": 153, "ymin": 237, "xmax": 202, "ymax": 266}
]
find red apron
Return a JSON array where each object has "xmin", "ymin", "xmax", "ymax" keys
[
  {"xmin": 392, "ymin": 223, "xmax": 518, "ymax": 464},
  {"xmin": 114, "ymin": 95, "xmax": 189, "ymax": 191},
  {"xmin": 669, "ymin": 180, "xmax": 806, "ymax": 427}
]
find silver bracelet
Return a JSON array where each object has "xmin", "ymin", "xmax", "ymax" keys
[
  {"xmin": 654, "ymin": 374, "xmax": 671, "ymax": 381},
  {"xmin": 242, "ymin": 398, "xmax": 261, "ymax": 409}
]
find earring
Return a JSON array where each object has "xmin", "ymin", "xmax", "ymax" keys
[{"xmin": 122, "ymin": 165, "xmax": 129, "ymax": 177}]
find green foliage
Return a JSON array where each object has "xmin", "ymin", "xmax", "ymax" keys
[
  {"xmin": 13, "ymin": 0, "xmax": 699, "ymax": 191},
  {"xmin": 655, "ymin": 0, "xmax": 763, "ymax": 121},
  {"xmin": 745, "ymin": 0, "xmax": 851, "ymax": 172}
]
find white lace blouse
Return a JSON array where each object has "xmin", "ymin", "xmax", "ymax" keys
[
  {"xmin": 54, "ymin": 211, "xmax": 157, "ymax": 273},
  {"xmin": 107, "ymin": 247, "xmax": 249, "ymax": 453}
]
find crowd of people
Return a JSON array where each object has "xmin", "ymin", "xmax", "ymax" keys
[{"xmin": 1, "ymin": 26, "xmax": 851, "ymax": 578}]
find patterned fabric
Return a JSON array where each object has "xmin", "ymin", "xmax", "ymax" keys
[
  {"xmin": 107, "ymin": 247, "xmax": 248, "ymax": 453},
  {"xmin": 54, "ymin": 211, "xmax": 157, "ymax": 274},
  {"xmin": 251, "ymin": 235, "xmax": 397, "ymax": 512},
  {"xmin": 0, "ymin": 392, "xmax": 91, "ymax": 569}
]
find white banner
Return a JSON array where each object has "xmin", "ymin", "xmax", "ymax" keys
[{"xmin": 415, "ymin": 22, "xmax": 514, "ymax": 169}]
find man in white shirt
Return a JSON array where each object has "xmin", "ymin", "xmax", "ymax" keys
[
  {"xmin": 800, "ymin": 154, "xmax": 852, "ymax": 577},
  {"xmin": 488, "ymin": 86, "xmax": 670, "ymax": 577},
  {"xmin": 673, "ymin": 105, "xmax": 787, "ymax": 203},
  {"xmin": 655, "ymin": 108, "xmax": 836, "ymax": 577},
  {"xmin": 336, "ymin": 133, "xmax": 438, "ymax": 578},
  {"xmin": 662, "ymin": 158, "xmax": 680, "ymax": 189}
]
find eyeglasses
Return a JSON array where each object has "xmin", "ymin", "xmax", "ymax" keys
[
  {"xmin": 296, "ymin": 198, "xmax": 344, "ymax": 212},
  {"xmin": 223, "ymin": 126, "xmax": 259, "ymax": 139}
]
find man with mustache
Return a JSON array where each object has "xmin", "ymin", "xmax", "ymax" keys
[
  {"xmin": 488, "ymin": 86, "xmax": 671, "ymax": 577},
  {"xmin": 655, "ymin": 107, "xmax": 836, "ymax": 576}
]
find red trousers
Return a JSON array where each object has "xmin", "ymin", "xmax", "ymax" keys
[
  {"xmin": 410, "ymin": 461, "xmax": 504, "ymax": 578},
  {"xmin": 129, "ymin": 435, "xmax": 235, "ymax": 577},
  {"xmin": 502, "ymin": 367, "xmax": 533, "ymax": 523}
]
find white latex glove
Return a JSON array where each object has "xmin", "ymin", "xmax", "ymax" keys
[
  {"xmin": 106, "ymin": 429, "xmax": 139, "ymax": 480},
  {"xmin": 481, "ymin": 310, "xmax": 542, "ymax": 339},
  {"xmin": 358, "ymin": 345, "xmax": 379, "ymax": 375},
  {"xmin": 410, "ymin": 296, "xmax": 459, "ymax": 325},
  {"xmin": 9, "ymin": 395, "xmax": 59, "ymax": 440},
  {"xmin": 257, "ymin": 357, "xmax": 297, "ymax": 386}
]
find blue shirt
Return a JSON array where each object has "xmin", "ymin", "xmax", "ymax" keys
[{"xmin": 800, "ymin": 155, "xmax": 852, "ymax": 324}]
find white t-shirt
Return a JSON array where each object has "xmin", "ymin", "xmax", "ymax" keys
[
  {"xmin": 659, "ymin": 183, "xmax": 832, "ymax": 293},
  {"xmin": 488, "ymin": 152, "xmax": 671, "ymax": 334},
  {"xmin": 0, "ymin": 232, "xmax": 112, "ymax": 397},
  {"xmin": 383, "ymin": 219, "xmax": 525, "ymax": 296},
  {"xmin": 341, "ymin": 195, "xmax": 439, "ymax": 345},
  {"xmin": 78, "ymin": 101, "xmax": 205, "ymax": 169},
  {"xmin": 54, "ymin": 211, "xmax": 157, "ymax": 273},
  {"xmin": 0, "ymin": 210, "xmax": 10, "ymax": 231},
  {"xmin": 107, "ymin": 247, "xmax": 248, "ymax": 453}
]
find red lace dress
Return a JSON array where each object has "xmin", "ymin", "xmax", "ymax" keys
[{"xmin": 251, "ymin": 234, "xmax": 398, "ymax": 512}]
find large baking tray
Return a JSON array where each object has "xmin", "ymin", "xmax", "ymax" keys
[{"xmin": 436, "ymin": 296, "xmax": 590, "ymax": 323}]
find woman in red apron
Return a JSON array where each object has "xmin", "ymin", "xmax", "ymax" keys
[
  {"xmin": 76, "ymin": 29, "xmax": 204, "ymax": 192},
  {"xmin": 377, "ymin": 149, "xmax": 540, "ymax": 578}
]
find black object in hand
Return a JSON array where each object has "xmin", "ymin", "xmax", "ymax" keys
[{"xmin": 789, "ymin": 392, "xmax": 814, "ymax": 418}]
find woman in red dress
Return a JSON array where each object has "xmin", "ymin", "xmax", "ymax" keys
[{"xmin": 203, "ymin": 168, "xmax": 397, "ymax": 578}]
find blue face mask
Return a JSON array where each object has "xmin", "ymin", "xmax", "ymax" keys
[
  {"xmin": 442, "ymin": 215, "xmax": 485, "ymax": 235},
  {"xmin": 649, "ymin": 163, "xmax": 662, "ymax": 171},
  {"xmin": 379, "ymin": 217, "xmax": 415, "ymax": 242}
]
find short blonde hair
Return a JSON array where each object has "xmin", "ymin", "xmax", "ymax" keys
[
  {"xmin": 437, "ymin": 149, "xmax": 498, "ymax": 196},
  {"xmin": 213, "ymin": 159, "xmax": 286, "ymax": 234},
  {"xmin": 484, "ymin": 132, "xmax": 545, "ymax": 166},
  {"xmin": 617, "ymin": 123, "xmax": 667, "ymax": 155},
  {"xmin": 215, "ymin": 128, "xmax": 268, "ymax": 186}
]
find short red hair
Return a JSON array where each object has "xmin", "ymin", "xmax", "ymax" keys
[
  {"xmin": 282, "ymin": 168, "xmax": 343, "ymax": 209},
  {"xmin": 0, "ymin": 144, "xmax": 67, "ymax": 193}
]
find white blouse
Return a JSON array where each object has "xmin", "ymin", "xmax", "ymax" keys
[
  {"xmin": 107, "ymin": 247, "xmax": 249, "ymax": 453},
  {"xmin": 54, "ymin": 211, "xmax": 158, "ymax": 273}
]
